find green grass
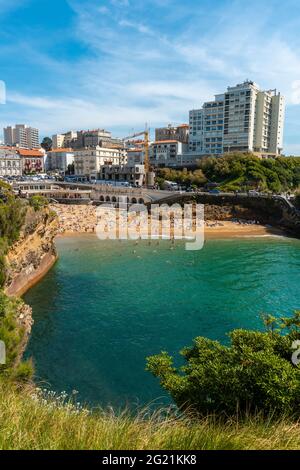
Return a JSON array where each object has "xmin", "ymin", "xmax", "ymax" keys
[{"xmin": 1, "ymin": 381, "xmax": 300, "ymax": 450}]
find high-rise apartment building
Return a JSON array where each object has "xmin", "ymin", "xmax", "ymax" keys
[
  {"xmin": 3, "ymin": 124, "xmax": 39, "ymax": 149},
  {"xmin": 189, "ymin": 81, "xmax": 285, "ymax": 158}
]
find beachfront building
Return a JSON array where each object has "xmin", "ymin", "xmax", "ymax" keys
[
  {"xmin": 189, "ymin": 80, "xmax": 285, "ymax": 158},
  {"xmin": 189, "ymin": 94, "xmax": 224, "ymax": 156},
  {"xmin": 150, "ymin": 140, "xmax": 188, "ymax": 168},
  {"xmin": 3, "ymin": 124, "xmax": 40, "ymax": 149},
  {"xmin": 155, "ymin": 124, "xmax": 189, "ymax": 144},
  {"xmin": 73, "ymin": 146, "xmax": 127, "ymax": 180},
  {"xmin": 100, "ymin": 164, "xmax": 145, "ymax": 187},
  {"xmin": 45, "ymin": 148, "xmax": 75, "ymax": 173},
  {"xmin": 18, "ymin": 148, "xmax": 45, "ymax": 174},
  {"xmin": 0, "ymin": 147, "xmax": 22, "ymax": 177}
]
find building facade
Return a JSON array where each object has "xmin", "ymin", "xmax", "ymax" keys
[
  {"xmin": 45, "ymin": 148, "xmax": 75, "ymax": 173},
  {"xmin": 155, "ymin": 124, "xmax": 189, "ymax": 144},
  {"xmin": 150, "ymin": 140, "xmax": 188, "ymax": 167},
  {"xmin": 73, "ymin": 146, "xmax": 127, "ymax": 180},
  {"xmin": 52, "ymin": 131, "xmax": 78, "ymax": 149},
  {"xmin": 127, "ymin": 148, "xmax": 144, "ymax": 165},
  {"xmin": 3, "ymin": 124, "xmax": 39, "ymax": 149},
  {"xmin": 0, "ymin": 148, "xmax": 22, "ymax": 177},
  {"xmin": 100, "ymin": 164, "xmax": 145, "ymax": 187},
  {"xmin": 52, "ymin": 134, "xmax": 65, "ymax": 149},
  {"xmin": 189, "ymin": 81, "xmax": 285, "ymax": 158},
  {"xmin": 18, "ymin": 148, "xmax": 45, "ymax": 174},
  {"xmin": 71, "ymin": 129, "xmax": 122, "ymax": 149}
]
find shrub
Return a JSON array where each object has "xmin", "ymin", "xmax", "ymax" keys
[
  {"xmin": 12, "ymin": 359, "xmax": 34, "ymax": 382},
  {"xmin": 0, "ymin": 196, "xmax": 25, "ymax": 244},
  {"xmin": 29, "ymin": 195, "xmax": 49, "ymax": 212},
  {"xmin": 147, "ymin": 312, "xmax": 300, "ymax": 417}
]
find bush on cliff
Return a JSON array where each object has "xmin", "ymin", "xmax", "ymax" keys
[
  {"xmin": 29, "ymin": 195, "xmax": 49, "ymax": 212},
  {"xmin": 147, "ymin": 312, "xmax": 300, "ymax": 417},
  {"xmin": 0, "ymin": 291, "xmax": 33, "ymax": 381},
  {"xmin": 295, "ymin": 192, "xmax": 300, "ymax": 209},
  {"xmin": 0, "ymin": 194, "xmax": 25, "ymax": 245},
  {"xmin": 0, "ymin": 190, "xmax": 26, "ymax": 287}
]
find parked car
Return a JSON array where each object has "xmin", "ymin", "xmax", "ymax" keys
[{"xmin": 248, "ymin": 190, "xmax": 260, "ymax": 196}]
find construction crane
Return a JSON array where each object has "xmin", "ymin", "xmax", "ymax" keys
[{"xmin": 122, "ymin": 127, "xmax": 150, "ymax": 186}]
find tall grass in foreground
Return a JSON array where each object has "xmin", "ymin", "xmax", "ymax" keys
[{"xmin": 0, "ymin": 381, "xmax": 300, "ymax": 450}]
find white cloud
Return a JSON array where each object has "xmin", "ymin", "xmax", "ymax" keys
[
  {"xmin": 0, "ymin": 0, "xmax": 27, "ymax": 17},
  {"xmin": 97, "ymin": 6, "xmax": 110, "ymax": 14},
  {"xmin": 291, "ymin": 80, "xmax": 300, "ymax": 105},
  {"xmin": 3, "ymin": 0, "xmax": 300, "ymax": 151}
]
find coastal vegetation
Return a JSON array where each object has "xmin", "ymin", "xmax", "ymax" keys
[
  {"xmin": 0, "ymin": 293, "xmax": 33, "ymax": 381},
  {"xmin": 147, "ymin": 313, "xmax": 300, "ymax": 417},
  {"xmin": 0, "ymin": 183, "xmax": 26, "ymax": 288},
  {"xmin": 0, "ymin": 186, "xmax": 35, "ymax": 382},
  {"xmin": 0, "ymin": 184, "xmax": 300, "ymax": 449},
  {"xmin": 29, "ymin": 195, "xmax": 49, "ymax": 212},
  {"xmin": 2, "ymin": 380, "xmax": 300, "ymax": 449},
  {"xmin": 157, "ymin": 153, "xmax": 300, "ymax": 193}
]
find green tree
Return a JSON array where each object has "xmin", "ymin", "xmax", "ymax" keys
[
  {"xmin": 66, "ymin": 162, "xmax": 75, "ymax": 175},
  {"xmin": 41, "ymin": 137, "xmax": 52, "ymax": 152},
  {"xmin": 147, "ymin": 312, "xmax": 300, "ymax": 417},
  {"xmin": 29, "ymin": 195, "xmax": 49, "ymax": 212}
]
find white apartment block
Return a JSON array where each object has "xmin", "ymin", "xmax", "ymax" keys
[
  {"xmin": 189, "ymin": 94, "xmax": 224, "ymax": 156},
  {"xmin": 52, "ymin": 134, "xmax": 65, "ymax": 149},
  {"xmin": 74, "ymin": 146, "xmax": 127, "ymax": 180},
  {"xmin": 189, "ymin": 81, "xmax": 285, "ymax": 158},
  {"xmin": 45, "ymin": 148, "xmax": 75, "ymax": 173},
  {"xmin": 150, "ymin": 140, "xmax": 188, "ymax": 167},
  {"xmin": 0, "ymin": 148, "xmax": 22, "ymax": 177},
  {"xmin": 3, "ymin": 124, "xmax": 39, "ymax": 149}
]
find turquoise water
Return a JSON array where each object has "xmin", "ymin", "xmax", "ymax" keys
[{"xmin": 24, "ymin": 235, "xmax": 300, "ymax": 409}]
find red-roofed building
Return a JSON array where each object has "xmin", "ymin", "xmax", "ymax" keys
[{"xmin": 17, "ymin": 148, "xmax": 45, "ymax": 174}]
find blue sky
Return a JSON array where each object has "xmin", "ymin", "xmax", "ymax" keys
[{"xmin": 1, "ymin": 0, "xmax": 300, "ymax": 153}]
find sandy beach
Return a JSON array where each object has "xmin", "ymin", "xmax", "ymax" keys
[{"xmin": 51, "ymin": 204, "xmax": 284, "ymax": 240}]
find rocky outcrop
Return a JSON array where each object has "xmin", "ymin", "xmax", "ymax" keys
[
  {"xmin": 204, "ymin": 204, "xmax": 259, "ymax": 221},
  {"xmin": 4, "ymin": 207, "xmax": 59, "ymax": 297},
  {"xmin": 156, "ymin": 193, "xmax": 300, "ymax": 237},
  {"xmin": 15, "ymin": 301, "xmax": 34, "ymax": 361}
]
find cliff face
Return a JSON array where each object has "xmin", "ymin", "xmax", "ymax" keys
[{"xmin": 5, "ymin": 207, "xmax": 59, "ymax": 298}]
